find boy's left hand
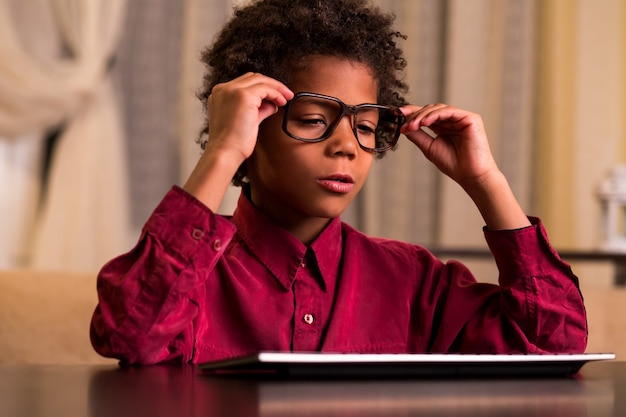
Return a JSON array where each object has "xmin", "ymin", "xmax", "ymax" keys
[
  {"xmin": 399, "ymin": 104, "xmax": 498, "ymax": 190},
  {"xmin": 400, "ymin": 104, "xmax": 531, "ymax": 230}
]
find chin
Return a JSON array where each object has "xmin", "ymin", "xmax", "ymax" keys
[{"xmin": 308, "ymin": 201, "xmax": 350, "ymax": 219}]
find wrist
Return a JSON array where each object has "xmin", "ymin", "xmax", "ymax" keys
[
  {"xmin": 182, "ymin": 147, "xmax": 245, "ymax": 211},
  {"xmin": 461, "ymin": 170, "xmax": 531, "ymax": 230},
  {"xmin": 459, "ymin": 169, "xmax": 507, "ymax": 201}
]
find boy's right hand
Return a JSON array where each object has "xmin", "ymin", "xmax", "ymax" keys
[
  {"xmin": 204, "ymin": 73, "xmax": 294, "ymax": 163},
  {"xmin": 182, "ymin": 74, "xmax": 293, "ymax": 211}
]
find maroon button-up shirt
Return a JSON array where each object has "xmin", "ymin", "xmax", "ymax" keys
[{"xmin": 90, "ymin": 186, "xmax": 587, "ymax": 365}]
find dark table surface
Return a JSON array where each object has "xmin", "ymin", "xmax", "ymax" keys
[{"xmin": 0, "ymin": 360, "xmax": 622, "ymax": 417}]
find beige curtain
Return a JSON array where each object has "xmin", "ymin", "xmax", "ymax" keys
[
  {"xmin": 0, "ymin": 0, "xmax": 130, "ymax": 271},
  {"xmin": 535, "ymin": 0, "xmax": 626, "ymax": 251},
  {"xmin": 0, "ymin": 0, "xmax": 59, "ymax": 268},
  {"xmin": 6, "ymin": 0, "xmax": 618, "ymax": 273},
  {"xmin": 1, "ymin": 0, "xmax": 622, "ymax": 280},
  {"xmin": 358, "ymin": 0, "xmax": 537, "ymax": 248},
  {"xmin": 354, "ymin": 0, "xmax": 443, "ymax": 244},
  {"xmin": 178, "ymin": 0, "xmax": 245, "ymax": 216},
  {"xmin": 178, "ymin": 0, "xmax": 233, "ymax": 188},
  {"xmin": 438, "ymin": 0, "xmax": 536, "ymax": 247}
]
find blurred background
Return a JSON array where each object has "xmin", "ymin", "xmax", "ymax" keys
[{"xmin": 1, "ymin": 0, "xmax": 625, "ymax": 286}]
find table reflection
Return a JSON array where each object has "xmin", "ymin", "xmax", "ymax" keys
[{"xmin": 87, "ymin": 365, "xmax": 614, "ymax": 417}]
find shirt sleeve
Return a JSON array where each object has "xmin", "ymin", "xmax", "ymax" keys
[
  {"xmin": 441, "ymin": 216, "xmax": 588, "ymax": 354},
  {"xmin": 90, "ymin": 186, "xmax": 236, "ymax": 365}
]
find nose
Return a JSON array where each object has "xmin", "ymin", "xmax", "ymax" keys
[{"xmin": 325, "ymin": 115, "xmax": 358, "ymax": 158}]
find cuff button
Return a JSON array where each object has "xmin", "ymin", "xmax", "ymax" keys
[{"xmin": 191, "ymin": 229, "xmax": 205, "ymax": 240}]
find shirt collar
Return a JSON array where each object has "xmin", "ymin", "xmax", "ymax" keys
[{"xmin": 231, "ymin": 189, "xmax": 342, "ymax": 292}]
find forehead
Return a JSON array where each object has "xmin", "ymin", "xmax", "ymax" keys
[{"xmin": 288, "ymin": 55, "xmax": 378, "ymax": 105}]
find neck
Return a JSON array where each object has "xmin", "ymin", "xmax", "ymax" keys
[
  {"xmin": 245, "ymin": 186, "xmax": 332, "ymax": 245},
  {"xmin": 281, "ymin": 217, "xmax": 332, "ymax": 246}
]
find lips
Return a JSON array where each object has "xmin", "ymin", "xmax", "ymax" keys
[
  {"xmin": 317, "ymin": 174, "xmax": 355, "ymax": 194},
  {"xmin": 321, "ymin": 174, "xmax": 354, "ymax": 183}
]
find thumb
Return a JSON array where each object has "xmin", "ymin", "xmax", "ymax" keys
[{"xmin": 258, "ymin": 100, "xmax": 279, "ymax": 122}]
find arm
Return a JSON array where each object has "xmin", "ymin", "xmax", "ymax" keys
[
  {"xmin": 90, "ymin": 187, "xmax": 236, "ymax": 364},
  {"xmin": 480, "ymin": 218, "xmax": 587, "ymax": 353},
  {"xmin": 429, "ymin": 218, "xmax": 587, "ymax": 354},
  {"xmin": 91, "ymin": 74, "xmax": 293, "ymax": 364},
  {"xmin": 400, "ymin": 104, "xmax": 587, "ymax": 352},
  {"xmin": 183, "ymin": 73, "xmax": 293, "ymax": 210}
]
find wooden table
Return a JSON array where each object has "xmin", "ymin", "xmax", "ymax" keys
[{"xmin": 0, "ymin": 360, "xmax": 622, "ymax": 416}]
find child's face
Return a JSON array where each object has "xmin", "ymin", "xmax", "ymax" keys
[{"xmin": 248, "ymin": 55, "xmax": 378, "ymax": 235}]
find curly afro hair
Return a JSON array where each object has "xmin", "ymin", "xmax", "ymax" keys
[{"xmin": 197, "ymin": 0, "xmax": 409, "ymax": 186}]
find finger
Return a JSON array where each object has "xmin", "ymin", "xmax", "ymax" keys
[
  {"xmin": 400, "ymin": 120, "xmax": 439, "ymax": 153},
  {"xmin": 256, "ymin": 83, "xmax": 294, "ymax": 107},
  {"xmin": 208, "ymin": 83, "xmax": 292, "ymax": 128},
  {"xmin": 224, "ymin": 73, "xmax": 294, "ymax": 104},
  {"xmin": 400, "ymin": 103, "xmax": 447, "ymax": 129},
  {"xmin": 257, "ymin": 99, "xmax": 279, "ymax": 121},
  {"xmin": 210, "ymin": 74, "xmax": 294, "ymax": 111},
  {"xmin": 414, "ymin": 104, "xmax": 450, "ymax": 126},
  {"xmin": 417, "ymin": 105, "xmax": 477, "ymax": 130},
  {"xmin": 399, "ymin": 105, "xmax": 425, "ymax": 132},
  {"xmin": 400, "ymin": 104, "xmax": 457, "ymax": 153}
]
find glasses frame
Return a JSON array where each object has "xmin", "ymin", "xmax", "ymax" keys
[{"xmin": 281, "ymin": 92, "xmax": 406, "ymax": 153}]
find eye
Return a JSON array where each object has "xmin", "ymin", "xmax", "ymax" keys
[
  {"xmin": 300, "ymin": 117, "xmax": 327, "ymax": 126},
  {"xmin": 294, "ymin": 116, "xmax": 328, "ymax": 130},
  {"xmin": 355, "ymin": 115, "xmax": 378, "ymax": 135},
  {"xmin": 356, "ymin": 123, "xmax": 376, "ymax": 135},
  {"xmin": 356, "ymin": 108, "xmax": 380, "ymax": 135}
]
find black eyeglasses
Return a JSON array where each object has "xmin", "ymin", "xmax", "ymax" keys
[{"xmin": 282, "ymin": 92, "xmax": 406, "ymax": 153}]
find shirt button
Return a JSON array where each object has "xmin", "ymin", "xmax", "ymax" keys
[
  {"xmin": 191, "ymin": 229, "xmax": 204, "ymax": 240},
  {"xmin": 303, "ymin": 313, "xmax": 314, "ymax": 325},
  {"xmin": 300, "ymin": 260, "xmax": 307, "ymax": 268},
  {"xmin": 212, "ymin": 239, "xmax": 222, "ymax": 251}
]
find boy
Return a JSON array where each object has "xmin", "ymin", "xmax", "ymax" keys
[{"xmin": 90, "ymin": 0, "xmax": 587, "ymax": 365}]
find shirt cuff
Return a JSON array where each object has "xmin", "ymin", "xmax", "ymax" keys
[
  {"xmin": 483, "ymin": 216, "xmax": 571, "ymax": 283},
  {"xmin": 143, "ymin": 186, "xmax": 236, "ymax": 265}
]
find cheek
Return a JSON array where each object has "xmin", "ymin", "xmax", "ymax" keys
[
  {"xmin": 255, "ymin": 117, "xmax": 300, "ymax": 160},
  {"xmin": 352, "ymin": 149, "xmax": 375, "ymax": 172},
  {"xmin": 247, "ymin": 139, "xmax": 302, "ymax": 184}
]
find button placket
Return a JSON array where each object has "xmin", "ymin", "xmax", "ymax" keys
[{"xmin": 292, "ymin": 250, "xmax": 322, "ymax": 351}]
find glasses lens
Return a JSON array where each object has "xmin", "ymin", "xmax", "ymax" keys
[
  {"xmin": 284, "ymin": 94, "xmax": 402, "ymax": 151},
  {"xmin": 285, "ymin": 95, "xmax": 343, "ymax": 141},
  {"xmin": 354, "ymin": 106, "xmax": 402, "ymax": 151}
]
